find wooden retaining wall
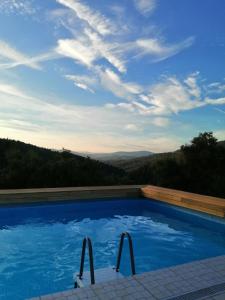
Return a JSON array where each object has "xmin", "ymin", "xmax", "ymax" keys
[
  {"xmin": 141, "ymin": 185, "xmax": 225, "ymax": 218},
  {"xmin": 0, "ymin": 185, "xmax": 144, "ymax": 205},
  {"xmin": 1, "ymin": 184, "xmax": 225, "ymax": 218}
]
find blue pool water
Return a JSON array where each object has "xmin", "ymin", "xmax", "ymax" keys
[{"xmin": 0, "ymin": 198, "xmax": 225, "ymax": 300}]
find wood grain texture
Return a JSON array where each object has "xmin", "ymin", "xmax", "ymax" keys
[
  {"xmin": 141, "ymin": 185, "xmax": 225, "ymax": 218},
  {"xmin": 0, "ymin": 185, "xmax": 145, "ymax": 205}
]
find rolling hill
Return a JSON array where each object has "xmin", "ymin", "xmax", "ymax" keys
[
  {"xmin": 105, "ymin": 151, "xmax": 181, "ymax": 172},
  {"xmin": 76, "ymin": 150, "xmax": 153, "ymax": 161},
  {"xmin": 0, "ymin": 138, "xmax": 128, "ymax": 189},
  {"xmin": 107, "ymin": 141, "xmax": 225, "ymax": 173}
]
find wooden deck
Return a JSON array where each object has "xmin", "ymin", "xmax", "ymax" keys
[{"xmin": 141, "ymin": 185, "xmax": 225, "ymax": 218}]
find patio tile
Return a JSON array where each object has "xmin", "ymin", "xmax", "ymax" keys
[{"xmin": 32, "ymin": 255, "xmax": 225, "ymax": 300}]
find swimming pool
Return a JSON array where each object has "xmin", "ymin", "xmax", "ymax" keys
[{"xmin": 0, "ymin": 198, "xmax": 225, "ymax": 300}]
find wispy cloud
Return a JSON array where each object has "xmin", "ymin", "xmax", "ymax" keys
[
  {"xmin": 205, "ymin": 97, "xmax": 225, "ymax": 105},
  {"xmin": 0, "ymin": 40, "xmax": 59, "ymax": 70},
  {"xmin": 0, "ymin": 0, "xmax": 37, "ymax": 16},
  {"xmin": 0, "ymin": 83, "xmax": 33, "ymax": 99},
  {"xmin": 124, "ymin": 124, "xmax": 140, "ymax": 131},
  {"xmin": 0, "ymin": 78, "xmax": 223, "ymax": 152},
  {"xmin": 106, "ymin": 72, "xmax": 225, "ymax": 119},
  {"xmin": 55, "ymin": 0, "xmax": 194, "ymax": 76},
  {"xmin": 65, "ymin": 74, "xmax": 96, "ymax": 93},
  {"xmin": 56, "ymin": 29, "xmax": 126, "ymax": 73},
  {"xmin": 207, "ymin": 81, "xmax": 225, "ymax": 94},
  {"xmin": 0, "ymin": 40, "xmax": 41, "ymax": 70},
  {"xmin": 56, "ymin": 38, "xmax": 98, "ymax": 68},
  {"xmin": 133, "ymin": 0, "xmax": 156, "ymax": 15},
  {"xmin": 56, "ymin": 0, "xmax": 115, "ymax": 36},
  {"xmin": 135, "ymin": 36, "xmax": 195, "ymax": 62},
  {"xmin": 214, "ymin": 108, "xmax": 225, "ymax": 115},
  {"xmin": 98, "ymin": 68, "xmax": 143, "ymax": 100}
]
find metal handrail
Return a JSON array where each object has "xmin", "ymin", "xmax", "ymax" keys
[
  {"xmin": 115, "ymin": 232, "xmax": 136, "ymax": 275},
  {"xmin": 77, "ymin": 237, "xmax": 95, "ymax": 285}
]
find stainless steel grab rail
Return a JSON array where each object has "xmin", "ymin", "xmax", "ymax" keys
[{"xmin": 115, "ymin": 232, "xmax": 136, "ymax": 275}]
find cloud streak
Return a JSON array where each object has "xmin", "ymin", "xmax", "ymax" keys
[
  {"xmin": 133, "ymin": 0, "xmax": 156, "ymax": 15},
  {"xmin": 135, "ymin": 36, "xmax": 195, "ymax": 62},
  {"xmin": 106, "ymin": 73, "xmax": 225, "ymax": 118},
  {"xmin": 56, "ymin": 0, "xmax": 115, "ymax": 36},
  {"xmin": 0, "ymin": 0, "xmax": 37, "ymax": 16},
  {"xmin": 0, "ymin": 40, "xmax": 59, "ymax": 70},
  {"xmin": 55, "ymin": 0, "xmax": 194, "ymax": 76},
  {"xmin": 65, "ymin": 74, "xmax": 96, "ymax": 93}
]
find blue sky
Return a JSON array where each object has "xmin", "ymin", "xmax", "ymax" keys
[{"xmin": 0, "ymin": 0, "xmax": 225, "ymax": 153}]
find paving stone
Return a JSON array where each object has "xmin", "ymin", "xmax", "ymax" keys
[{"xmin": 31, "ymin": 255, "xmax": 225, "ymax": 300}]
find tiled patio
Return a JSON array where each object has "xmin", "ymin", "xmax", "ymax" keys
[{"xmin": 29, "ymin": 255, "xmax": 225, "ymax": 300}]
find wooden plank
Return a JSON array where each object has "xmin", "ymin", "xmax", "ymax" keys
[
  {"xmin": 0, "ymin": 185, "xmax": 145, "ymax": 205},
  {"xmin": 141, "ymin": 186, "xmax": 225, "ymax": 218},
  {"xmin": 144, "ymin": 185, "xmax": 225, "ymax": 206}
]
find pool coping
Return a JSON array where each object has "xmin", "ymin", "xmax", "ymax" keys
[
  {"xmin": 142, "ymin": 186, "xmax": 225, "ymax": 218},
  {"xmin": 29, "ymin": 254, "xmax": 225, "ymax": 300},
  {"xmin": 0, "ymin": 185, "xmax": 146, "ymax": 205}
]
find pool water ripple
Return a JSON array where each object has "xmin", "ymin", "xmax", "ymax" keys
[{"xmin": 0, "ymin": 199, "xmax": 225, "ymax": 300}]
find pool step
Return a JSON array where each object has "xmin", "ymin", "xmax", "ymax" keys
[
  {"xmin": 74, "ymin": 267, "xmax": 124, "ymax": 288},
  {"xmin": 74, "ymin": 233, "xmax": 135, "ymax": 288}
]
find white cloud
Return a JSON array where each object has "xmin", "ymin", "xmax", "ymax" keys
[
  {"xmin": 0, "ymin": 0, "xmax": 37, "ymax": 15},
  {"xmin": 84, "ymin": 29, "xmax": 126, "ymax": 73},
  {"xmin": 0, "ymin": 81, "xmax": 184, "ymax": 152},
  {"xmin": 0, "ymin": 83, "xmax": 33, "ymax": 99},
  {"xmin": 56, "ymin": 0, "xmax": 115, "ymax": 36},
  {"xmin": 0, "ymin": 40, "xmax": 41, "ymax": 70},
  {"xmin": 56, "ymin": 38, "xmax": 98, "ymax": 67},
  {"xmin": 49, "ymin": 0, "xmax": 198, "ymax": 104},
  {"xmin": 105, "ymin": 73, "xmax": 215, "ymax": 118},
  {"xmin": 140, "ymin": 76, "xmax": 204, "ymax": 115},
  {"xmin": 2, "ymin": 78, "xmax": 225, "ymax": 153},
  {"xmin": 124, "ymin": 124, "xmax": 140, "ymax": 131},
  {"xmin": 98, "ymin": 68, "xmax": 142, "ymax": 100},
  {"xmin": 53, "ymin": 0, "xmax": 194, "ymax": 76},
  {"xmin": 65, "ymin": 74, "xmax": 96, "ymax": 93},
  {"xmin": 207, "ymin": 81, "xmax": 225, "ymax": 94},
  {"xmin": 135, "ymin": 36, "xmax": 195, "ymax": 62},
  {"xmin": 152, "ymin": 117, "xmax": 170, "ymax": 127},
  {"xmin": 133, "ymin": 0, "xmax": 156, "ymax": 15},
  {"xmin": 56, "ymin": 29, "xmax": 126, "ymax": 73},
  {"xmin": 205, "ymin": 97, "xmax": 225, "ymax": 105},
  {"xmin": 184, "ymin": 73, "xmax": 201, "ymax": 98},
  {"xmin": 0, "ymin": 40, "xmax": 59, "ymax": 70}
]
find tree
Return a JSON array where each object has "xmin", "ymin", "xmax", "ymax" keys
[{"xmin": 180, "ymin": 132, "xmax": 225, "ymax": 196}]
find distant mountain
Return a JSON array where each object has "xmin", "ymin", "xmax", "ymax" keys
[
  {"xmin": 76, "ymin": 151, "xmax": 153, "ymax": 161},
  {"xmin": 0, "ymin": 138, "xmax": 128, "ymax": 189},
  {"xmin": 108, "ymin": 140, "xmax": 225, "ymax": 172},
  {"xmin": 107, "ymin": 151, "xmax": 180, "ymax": 172}
]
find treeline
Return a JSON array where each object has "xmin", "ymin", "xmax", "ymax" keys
[
  {"xmin": 0, "ymin": 139, "xmax": 127, "ymax": 189},
  {"xmin": 0, "ymin": 133, "xmax": 225, "ymax": 198},
  {"xmin": 130, "ymin": 132, "xmax": 225, "ymax": 198}
]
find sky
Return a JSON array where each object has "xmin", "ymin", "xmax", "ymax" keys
[{"xmin": 0, "ymin": 0, "xmax": 225, "ymax": 153}]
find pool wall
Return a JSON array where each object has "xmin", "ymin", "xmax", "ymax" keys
[
  {"xmin": 1, "ymin": 184, "xmax": 225, "ymax": 220},
  {"xmin": 142, "ymin": 185, "xmax": 225, "ymax": 218},
  {"xmin": 0, "ymin": 185, "xmax": 145, "ymax": 205}
]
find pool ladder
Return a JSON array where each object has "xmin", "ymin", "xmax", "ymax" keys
[{"xmin": 74, "ymin": 232, "xmax": 136, "ymax": 288}]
